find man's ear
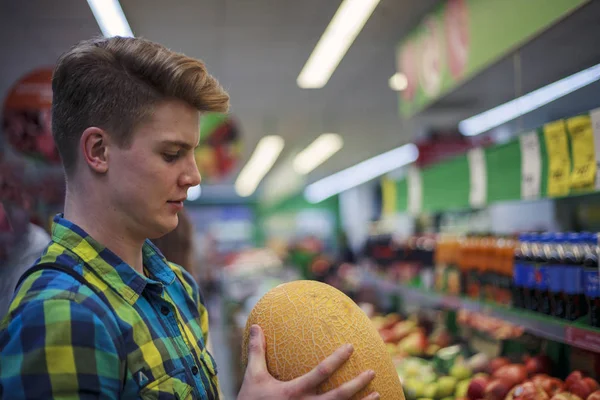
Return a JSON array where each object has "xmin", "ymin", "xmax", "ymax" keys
[{"xmin": 80, "ymin": 127, "xmax": 110, "ymax": 174}]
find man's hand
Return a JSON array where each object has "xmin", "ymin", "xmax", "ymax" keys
[{"xmin": 237, "ymin": 325, "xmax": 380, "ymax": 400}]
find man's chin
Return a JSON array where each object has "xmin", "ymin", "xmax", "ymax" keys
[{"xmin": 147, "ymin": 216, "xmax": 179, "ymax": 239}]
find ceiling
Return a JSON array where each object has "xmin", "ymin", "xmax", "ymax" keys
[{"xmin": 2, "ymin": 0, "xmax": 600, "ymax": 200}]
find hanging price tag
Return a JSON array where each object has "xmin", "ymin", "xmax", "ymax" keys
[
  {"xmin": 407, "ymin": 166, "xmax": 422, "ymax": 215},
  {"xmin": 567, "ymin": 115, "xmax": 596, "ymax": 190},
  {"xmin": 519, "ymin": 131, "xmax": 542, "ymax": 200},
  {"xmin": 544, "ymin": 120, "xmax": 571, "ymax": 197},
  {"xmin": 381, "ymin": 177, "xmax": 397, "ymax": 216},
  {"xmin": 468, "ymin": 148, "xmax": 487, "ymax": 208},
  {"xmin": 591, "ymin": 108, "xmax": 600, "ymax": 190}
]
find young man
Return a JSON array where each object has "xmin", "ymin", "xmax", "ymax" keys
[{"xmin": 0, "ymin": 37, "xmax": 378, "ymax": 400}]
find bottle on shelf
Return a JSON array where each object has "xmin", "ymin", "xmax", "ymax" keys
[
  {"xmin": 524, "ymin": 233, "xmax": 541, "ymax": 311},
  {"xmin": 564, "ymin": 232, "xmax": 587, "ymax": 321},
  {"xmin": 466, "ymin": 235, "xmax": 484, "ymax": 300},
  {"xmin": 583, "ymin": 232, "xmax": 599, "ymax": 327},
  {"xmin": 512, "ymin": 233, "xmax": 529, "ymax": 309},
  {"xmin": 497, "ymin": 236, "xmax": 515, "ymax": 306},
  {"xmin": 548, "ymin": 234, "xmax": 566, "ymax": 319},
  {"xmin": 535, "ymin": 233, "xmax": 554, "ymax": 315}
]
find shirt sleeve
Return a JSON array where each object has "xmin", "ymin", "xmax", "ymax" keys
[{"xmin": 0, "ymin": 298, "xmax": 122, "ymax": 399}]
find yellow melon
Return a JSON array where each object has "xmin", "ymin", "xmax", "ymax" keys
[{"xmin": 242, "ymin": 280, "xmax": 405, "ymax": 399}]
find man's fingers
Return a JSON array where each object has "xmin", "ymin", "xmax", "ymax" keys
[
  {"xmin": 290, "ymin": 344, "xmax": 354, "ymax": 391},
  {"xmin": 361, "ymin": 392, "xmax": 380, "ymax": 400},
  {"xmin": 322, "ymin": 370, "xmax": 376, "ymax": 400},
  {"xmin": 245, "ymin": 325, "xmax": 268, "ymax": 379}
]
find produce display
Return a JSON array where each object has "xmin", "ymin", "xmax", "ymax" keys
[
  {"xmin": 242, "ymin": 280, "xmax": 405, "ymax": 399},
  {"xmin": 366, "ymin": 309, "xmax": 600, "ymax": 400},
  {"xmin": 457, "ymin": 310, "xmax": 524, "ymax": 340}
]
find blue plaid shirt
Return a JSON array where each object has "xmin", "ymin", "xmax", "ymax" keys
[{"xmin": 0, "ymin": 214, "xmax": 220, "ymax": 399}]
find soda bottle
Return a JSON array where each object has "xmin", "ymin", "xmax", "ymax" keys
[
  {"xmin": 512, "ymin": 233, "xmax": 529, "ymax": 309},
  {"xmin": 548, "ymin": 234, "xmax": 566, "ymax": 319},
  {"xmin": 496, "ymin": 236, "xmax": 515, "ymax": 306},
  {"xmin": 583, "ymin": 232, "xmax": 600, "ymax": 327},
  {"xmin": 564, "ymin": 233, "xmax": 587, "ymax": 321},
  {"xmin": 523, "ymin": 233, "xmax": 540, "ymax": 311},
  {"xmin": 535, "ymin": 233, "xmax": 555, "ymax": 315}
]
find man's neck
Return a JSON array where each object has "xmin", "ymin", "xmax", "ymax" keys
[{"xmin": 63, "ymin": 189, "xmax": 145, "ymax": 274}]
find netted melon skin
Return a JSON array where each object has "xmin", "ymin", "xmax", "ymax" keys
[{"xmin": 242, "ymin": 280, "xmax": 405, "ymax": 400}]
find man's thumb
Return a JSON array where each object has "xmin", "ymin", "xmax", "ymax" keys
[{"xmin": 246, "ymin": 325, "xmax": 268, "ymax": 377}]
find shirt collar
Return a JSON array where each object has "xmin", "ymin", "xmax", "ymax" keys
[{"xmin": 50, "ymin": 214, "xmax": 176, "ymax": 304}]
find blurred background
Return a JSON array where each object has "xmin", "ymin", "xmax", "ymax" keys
[{"xmin": 3, "ymin": 0, "xmax": 600, "ymax": 398}]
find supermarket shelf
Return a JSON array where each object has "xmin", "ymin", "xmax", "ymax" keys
[{"xmin": 361, "ymin": 271, "xmax": 600, "ymax": 354}]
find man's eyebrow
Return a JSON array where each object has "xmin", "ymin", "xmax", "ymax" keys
[{"xmin": 160, "ymin": 140, "xmax": 195, "ymax": 150}]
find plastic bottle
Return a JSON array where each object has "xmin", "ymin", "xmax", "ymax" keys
[
  {"xmin": 564, "ymin": 233, "xmax": 587, "ymax": 321},
  {"xmin": 512, "ymin": 234, "xmax": 527, "ymax": 308},
  {"xmin": 548, "ymin": 234, "xmax": 566, "ymax": 319},
  {"xmin": 523, "ymin": 233, "xmax": 540, "ymax": 311},
  {"xmin": 497, "ymin": 236, "xmax": 515, "ymax": 306},
  {"xmin": 535, "ymin": 233, "xmax": 555, "ymax": 315},
  {"xmin": 583, "ymin": 232, "xmax": 599, "ymax": 327}
]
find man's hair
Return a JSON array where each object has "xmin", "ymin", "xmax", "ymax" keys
[{"xmin": 51, "ymin": 36, "xmax": 230, "ymax": 175}]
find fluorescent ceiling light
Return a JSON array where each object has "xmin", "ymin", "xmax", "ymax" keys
[
  {"xmin": 459, "ymin": 62, "xmax": 600, "ymax": 136},
  {"xmin": 293, "ymin": 133, "xmax": 344, "ymax": 175},
  {"xmin": 235, "ymin": 136, "xmax": 285, "ymax": 197},
  {"xmin": 389, "ymin": 73, "xmax": 408, "ymax": 91},
  {"xmin": 297, "ymin": 0, "xmax": 381, "ymax": 88},
  {"xmin": 186, "ymin": 185, "xmax": 201, "ymax": 201},
  {"xmin": 304, "ymin": 143, "xmax": 419, "ymax": 203},
  {"xmin": 87, "ymin": 0, "xmax": 134, "ymax": 37}
]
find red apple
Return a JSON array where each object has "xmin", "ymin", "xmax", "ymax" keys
[
  {"xmin": 379, "ymin": 328, "xmax": 395, "ymax": 343},
  {"xmin": 493, "ymin": 364, "xmax": 529, "ymax": 386},
  {"xmin": 584, "ymin": 378, "xmax": 599, "ymax": 392},
  {"xmin": 532, "ymin": 374, "xmax": 551, "ymax": 385},
  {"xmin": 566, "ymin": 371, "xmax": 585, "ymax": 389},
  {"xmin": 506, "ymin": 381, "xmax": 549, "ymax": 400},
  {"xmin": 525, "ymin": 354, "xmax": 553, "ymax": 376},
  {"xmin": 570, "ymin": 379, "xmax": 597, "ymax": 400},
  {"xmin": 382, "ymin": 313, "xmax": 401, "ymax": 330},
  {"xmin": 488, "ymin": 357, "xmax": 511, "ymax": 374},
  {"xmin": 539, "ymin": 377, "xmax": 565, "ymax": 396},
  {"xmin": 467, "ymin": 375, "xmax": 490, "ymax": 399},
  {"xmin": 484, "ymin": 379, "xmax": 514, "ymax": 400},
  {"xmin": 587, "ymin": 390, "xmax": 600, "ymax": 400},
  {"xmin": 551, "ymin": 393, "xmax": 583, "ymax": 400}
]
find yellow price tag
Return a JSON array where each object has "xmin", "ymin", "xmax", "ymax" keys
[
  {"xmin": 544, "ymin": 120, "xmax": 571, "ymax": 197},
  {"xmin": 381, "ymin": 177, "xmax": 397, "ymax": 217},
  {"xmin": 567, "ymin": 115, "xmax": 596, "ymax": 189}
]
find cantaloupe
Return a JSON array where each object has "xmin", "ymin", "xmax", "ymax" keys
[{"xmin": 242, "ymin": 280, "xmax": 405, "ymax": 399}]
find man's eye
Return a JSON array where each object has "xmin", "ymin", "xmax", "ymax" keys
[{"xmin": 163, "ymin": 153, "xmax": 180, "ymax": 162}]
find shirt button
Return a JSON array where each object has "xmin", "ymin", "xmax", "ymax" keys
[
  {"xmin": 192, "ymin": 366, "xmax": 199, "ymax": 375},
  {"xmin": 160, "ymin": 306, "xmax": 169, "ymax": 316}
]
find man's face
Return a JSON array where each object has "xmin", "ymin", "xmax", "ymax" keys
[{"xmin": 107, "ymin": 99, "xmax": 201, "ymax": 240}]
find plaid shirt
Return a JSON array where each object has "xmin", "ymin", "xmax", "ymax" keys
[{"xmin": 0, "ymin": 214, "xmax": 220, "ymax": 399}]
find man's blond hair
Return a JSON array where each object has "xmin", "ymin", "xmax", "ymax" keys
[{"xmin": 51, "ymin": 36, "xmax": 230, "ymax": 175}]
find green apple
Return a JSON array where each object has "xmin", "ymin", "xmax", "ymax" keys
[
  {"xmin": 403, "ymin": 378, "xmax": 425, "ymax": 399},
  {"xmin": 436, "ymin": 376, "xmax": 457, "ymax": 398},
  {"xmin": 421, "ymin": 372, "xmax": 437, "ymax": 384},
  {"xmin": 449, "ymin": 363, "xmax": 472, "ymax": 381},
  {"xmin": 455, "ymin": 379, "xmax": 470, "ymax": 398},
  {"xmin": 422, "ymin": 383, "xmax": 437, "ymax": 399}
]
